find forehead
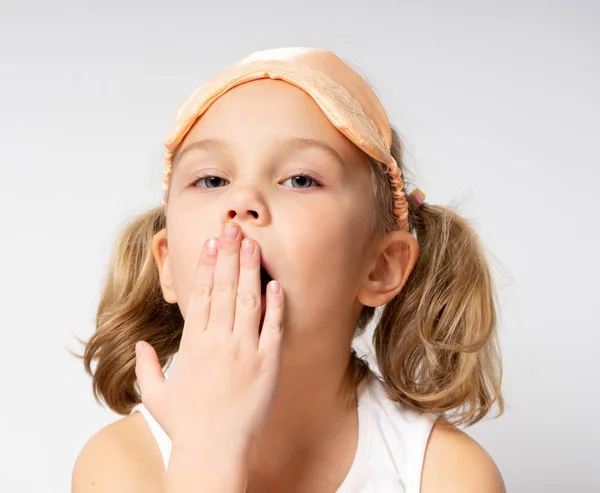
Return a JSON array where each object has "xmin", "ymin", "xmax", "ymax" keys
[{"xmin": 175, "ymin": 79, "xmax": 366, "ymax": 165}]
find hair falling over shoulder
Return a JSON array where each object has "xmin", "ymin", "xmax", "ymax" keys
[
  {"xmin": 71, "ymin": 207, "xmax": 183, "ymax": 415},
  {"xmin": 73, "ymin": 126, "xmax": 504, "ymax": 426}
]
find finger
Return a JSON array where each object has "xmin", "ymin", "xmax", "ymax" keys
[
  {"xmin": 206, "ymin": 222, "xmax": 241, "ymax": 334},
  {"xmin": 258, "ymin": 280, "xmax": 285, "ymax": 359},
  {"xmin": 181, "ymin": 236, "xmax": 218, "ymax": 348},
  {"xmin": 233, "ymin": 237, "xmax": 262, "ymax": 349},
  {"xmin": 135, "ymin": 341, "xmax": 165, "ymax": 407}
]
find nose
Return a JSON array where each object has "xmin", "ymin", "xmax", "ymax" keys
[{"xmin": 222, "ymin": 185, "xmax": 271, "ymax": 226}]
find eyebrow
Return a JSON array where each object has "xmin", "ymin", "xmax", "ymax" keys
[{"xmin": 174, "ymin": 137, "xmax": 347, "ymax": 170}]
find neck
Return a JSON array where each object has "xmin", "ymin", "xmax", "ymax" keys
[{"xmin": 247, "ymin": 342, "xmax": 361, "ymax": 472}]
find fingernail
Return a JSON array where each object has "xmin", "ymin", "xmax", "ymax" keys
[
  {"xmin": 223, "ymin": 222, "xmax": 239, "ymax": 239},
  {"xmin": 268, "ymin": 280, "xmax": 280, "ymax": 294},
  {"xmin": 206, "ymin": 237, "xmax": 218, "ymax": 254},
  {"xmin": 242, "ymin": 238, "xmax": 255, "ymax": 255},
  {"xmin": 135, "ymin": 341, "xmax": 143, "ymax": 357}
]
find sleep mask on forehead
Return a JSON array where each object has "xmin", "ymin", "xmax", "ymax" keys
[{"xmin": 162, "ymin": 47, "xmax": 413, "ymax": 231}]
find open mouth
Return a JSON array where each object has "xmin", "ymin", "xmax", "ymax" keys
[
  {"xmin": 258, "ymin": 264, "xmax": 273, "ymax": 329},
  {"xmin": 260, "ymin": 264, "xmax": 273, "ymax": 295}
]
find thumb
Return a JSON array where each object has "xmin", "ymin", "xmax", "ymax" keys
[{"xmin": 134, "ymin": 341, "xmax": 165, "ymax": 404}]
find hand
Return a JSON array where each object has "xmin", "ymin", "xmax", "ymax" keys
[{"xmin": 134, "ymin": 221, "xmax": 285, "ymax": 450}]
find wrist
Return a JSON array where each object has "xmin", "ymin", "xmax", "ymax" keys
[
  {"xmin": 167, "ymin": 439, "xmax": 253, "ymax": 493},
  {"xmin": 173, "ymin": 427, "xmax": 254, "ymax": 452},
  {"xmin": 171, "ymin": 435, "xmax": 253, "ymax": 460}
]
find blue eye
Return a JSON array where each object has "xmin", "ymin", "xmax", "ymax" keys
[
  {"xmin": 192, "ymin": 175, "xmax": 229, "ymax": 189},
  {"xmin": 191, "ymin": 173, "xmax": 322, "ymax": 190},
  {"xmin": 281, "ymin": 173, "xmax": 322, "ymax": 189}
]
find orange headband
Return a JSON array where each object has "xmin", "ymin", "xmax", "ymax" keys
[{"xmin": 162, "ymin": 47, "xmax": 410, "ymax": 232}]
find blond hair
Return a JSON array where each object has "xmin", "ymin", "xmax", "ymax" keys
[{"xmin": 72, "ymin": 126, "xmax": 504, "ymax": 426}]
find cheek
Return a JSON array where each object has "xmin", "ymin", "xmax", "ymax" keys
[
  {"xmin": 282, "ymin": 237, "xmax": 360, "ymax": 331},
  {"xmin": 166, "ymin": 229, "xmax": 209, "ymax": 317},
  {"xmin": 286, "ymin": 221, "xmax": 364, "ymax": 298}
]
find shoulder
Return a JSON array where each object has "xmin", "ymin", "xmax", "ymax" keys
[
  {"xmin": 420, "ymin": 418, "xmax": 505, "ymax": 493},
  {"xmin": 72, "ymin": 412, "xmax": 165, "ymax": 492}
]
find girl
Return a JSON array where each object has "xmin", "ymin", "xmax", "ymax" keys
[{"xmin": 72, "ymin": 47, "xmax": 505, "ymax": 493}]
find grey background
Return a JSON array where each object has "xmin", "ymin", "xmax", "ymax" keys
[{"xmin": 1, "ymin": 0, "xmax": 598, "ymax": 491}]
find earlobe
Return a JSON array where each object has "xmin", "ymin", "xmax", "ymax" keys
[
  {"xmin": 357, "ymin": 231, "xmax": 419, "ymax": 308},
  {"xmin": 151, "ymin": 228, "xmax": 177, "ymax": 303}
]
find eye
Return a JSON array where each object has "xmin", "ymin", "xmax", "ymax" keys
[
  {"xmin": 191, "ymin": 174, "xmax": 230, "ymax": 189},
  {"xmin": 281, "ymin": 173, "xmax": 322, "ymax": 189},
  {"xmin": 190, "ymin": 172, "xmax": 323, "ymax": 190}
]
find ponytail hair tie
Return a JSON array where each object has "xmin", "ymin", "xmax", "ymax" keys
[{"xmin": 408, "ymin": 188, "xmax": 426, "ymax": 209}]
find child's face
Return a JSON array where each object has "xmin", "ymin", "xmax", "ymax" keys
[{"xmin": 156, "ymin": 79, "xmax": 380, "ymax": 346}]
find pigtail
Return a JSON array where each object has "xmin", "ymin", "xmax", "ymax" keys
[
  {"xmin": 356, "ymin": 128, "xmax": 504, "ymax": 427},
  {"xmin": 71, "ymin": 206, "xmax": 183, "ymax": 415},
  {"xmin": 374, "ymin": 200, "xmax": 504, "ymax": 426}
]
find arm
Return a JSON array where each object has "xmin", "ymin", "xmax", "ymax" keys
[{"xmin": 421, "ymin": 419, "xmax": 506, "ymax": 493}]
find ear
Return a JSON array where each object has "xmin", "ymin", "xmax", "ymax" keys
[
  {"xmin": 151, "ymin": 228, "xmax": 177, "ymax": 304},
  {"xmin": 357, "ymin": 231, "xmax": 419, "ymax": 308}
]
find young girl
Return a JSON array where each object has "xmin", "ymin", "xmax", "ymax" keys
[{"xmin": 72, "ymin": 47, "xmax": 505, "ymax": 493}]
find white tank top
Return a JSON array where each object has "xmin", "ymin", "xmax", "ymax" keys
[{"xmin": 131, "ymin": 358, "xmax": 439, "ymax": 493}]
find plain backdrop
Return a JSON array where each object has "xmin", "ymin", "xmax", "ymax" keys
[{"xmin": 1, "ymin": 0, "xmax": 598, "ymax": 492}]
